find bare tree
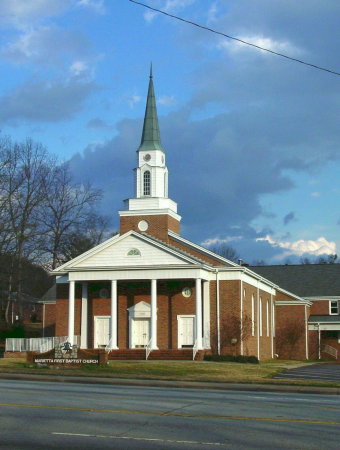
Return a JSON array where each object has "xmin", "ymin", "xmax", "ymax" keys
[
  {"xmin": 39, "ymin": 163, "xmax": 104, "ymax": 269},
  {"xmin": 0, "ymin": 138, "xmax": 50, "ymax": 321},
  {"xmin": 208, "ymin": 243, "xmax": 240, "ymax": 263},
  {"xmin": 220, "ymin": 312, "xmax": 252, "ymax": 355}
]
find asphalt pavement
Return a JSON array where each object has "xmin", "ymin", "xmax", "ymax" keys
[
  {"xmin": 274, "ymin": 363, "xmax": 340, "ymax": 383},
  {"xmin": 1, "ymin": 378, "xmax": 340, "ymax": 449}
]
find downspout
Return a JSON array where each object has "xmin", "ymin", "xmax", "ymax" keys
[
  {"xmin": 270, "ymin": 294, "xmax": 273, "ymax": 358},
  {"xmin": 240, "ymin": 279, "xmax": 243, "ymax": 356},
  {"xmin": 257, "ymin": 284, "xmax": 260, "ymax": 360},
  {"xmin": 215, "ymin": 270, "xmax": 220, "ymax": 355},
  {"xmin": 305, "ymin": 305, "xmax": 309, "ymax": 360},
  {"xmin": 42, "ymin": 303, "xmax": 45, "ymax": 338}
]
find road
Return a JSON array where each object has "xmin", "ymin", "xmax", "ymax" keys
[{"xmin": 0, "ymin": 379, "xmax": 340, "ymax": 449}]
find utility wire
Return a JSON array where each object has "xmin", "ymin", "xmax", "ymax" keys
[{"xmin": 129, "ymin": 0, "xmax": 340, "ymax": 77}]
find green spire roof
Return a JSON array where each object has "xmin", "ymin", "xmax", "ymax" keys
[{"xmin": 138, "ymin": 67, "xmax": 164, "ymax": 153}]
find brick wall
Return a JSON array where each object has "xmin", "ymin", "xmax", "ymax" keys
[
  {"xmin": 310, "ymin": 300, "xmax": 330, "ymax": 315},
  {"xmin": 43, "ymin": 303, "xmax": 56, "ymax": 337},
  {"xmin": 275, "ymin": 304, "xmax": 307, "ymax": 360},
  {"xmin": 120, "ymin": 214, "xmax": 180, "ymax": 242}
]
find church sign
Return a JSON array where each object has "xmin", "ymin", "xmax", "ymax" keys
[{"xmin": 27, "ymin": 341, "xmax": 108, "ymax": 367}]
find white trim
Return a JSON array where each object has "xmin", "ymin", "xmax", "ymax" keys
[
  {"xmin": 119, "ymin": 208, "xmax": 181, "ymax": 222},
  {"xmin": 109, "ymin": 280, "xmax": 118, "ymax": 350},
  {"xmin": 329, "ymin": 300, "xmax": 339, "ymax": 315},
  {"xmin": 270, "ymin": 294, "xmax": 274, "ymax": 358},
  {"xmin": 276, "ymin": 300, "xmax": 310, "ymax": 306},
  {"xmin": 151, "ymin": 279, "xmax": 158, "ymax": 350},
  {"xmin": 67, "ymin": 267, "xmax": 211, "ymax": 282},
  {"xmin": 216, "ymin": 271, "xmax": 221, "ymax": 355},
  {"xmin": 259, "ymin": 297, "xmax": 263, "ymax": 338},
  {"xmin": 52, "ymin": 231, "xmax": 208, "ymax": 274},
  {"xmin": 251, "ymin": 294, "xmax": 255, "ymax": 336},
  {"xmin": 266, "ymin": 300, "xmax": 269, "ymax": 337},
  {"xmin": 305, "ymin": 296, "xmax": 340, "ymax": 300}
]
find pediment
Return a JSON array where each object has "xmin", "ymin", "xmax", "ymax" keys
[{"xmin": 54, "ymin": 231, "xmax": 198, "ymax": 271}]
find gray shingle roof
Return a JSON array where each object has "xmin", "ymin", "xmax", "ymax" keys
[{"xmin": 251, "ymin": 264, "xmax": 340, "ymax": 297}]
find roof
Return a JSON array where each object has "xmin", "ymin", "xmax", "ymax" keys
[
  {"xmin": 251, "ymin": 264, "xmax": 340, "ymax": 297},
  {"xmin": 138, "ymin": 68, "xmax": 164, "ymax": 153},
  {"xmin": 309, "ymin": 315, "xmax": 340, "ymax": 323}
]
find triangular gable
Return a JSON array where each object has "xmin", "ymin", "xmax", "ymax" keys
[{"xmin": 53, "ymin": 231, "xmax": 200, "ymax": 272}]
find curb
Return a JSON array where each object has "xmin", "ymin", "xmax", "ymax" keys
[{"xmin": 0, "ymin": 372, "xmax": 339, "ymax": 395}]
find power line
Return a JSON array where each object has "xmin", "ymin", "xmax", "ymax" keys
[{"xmin": 128, "ymin": 0, "xmax": 340, "ymax": 77}]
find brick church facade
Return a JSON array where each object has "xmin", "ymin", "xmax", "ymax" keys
[{"xmin": 47, "ymin": 70, "xmax": 339, "ymax": 361}]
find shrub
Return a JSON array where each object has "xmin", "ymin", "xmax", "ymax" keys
[{"xmin": 204, "ymin": 354, "xmax": 259, "ymax": 364}]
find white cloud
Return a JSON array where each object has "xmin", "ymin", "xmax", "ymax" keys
[
  {"xmin": 311, "ymin": 192, "xmax": 320, "ymax": 197},
  {"xmin": 218, "ymin": 35, "xmax": 303, "ymax": 57},
  {"xmin": 201, "ymin": 236, "xmax": 242, "ymax": 247},
  {"xmin": 143, "ymin": 0, "xmax": 197, "ymax": 22},
  {"xmin": 127, "ymin": 94, "xmax": 141, "ymax": 109},
  {"xmin": 256, "ymin": 235, "xmax": 336, "ymax": 258},
  {"xmin": 76, "ymin": 0, "xmax": 105, "ymax": 15},
  {"xmin": 157, "ymin": 95, "xmax": 177, "ymax": 106},
  {"xmin": 70, "ymin": 60, "xmax": 90, "ymax": 77},
  {"xmin": 0, "ymin": 0, "xmax": 68, "ymax": 27},
  {"xmin": 1, "ymin": 25, "xmax": 92, "ymax": 68}
]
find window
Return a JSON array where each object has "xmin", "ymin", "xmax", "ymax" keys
[
  {"xmin": 330, "ymin": 300, "xmax": 339, "ymax": 315},
  {"xmin": 266, "ymin": 300, "xmax": 269, "ymax": 337},
  {"xmin": 259, "ymin": 297, "xmax": 263, "ymax": 337},
  {"xmin": 251, "ymin": 295, "xmax": 255, "ymax": 336},
  {"xmin": 127, "ymin": 248, "xmax": 141, "ymax": 256},
  {"xmin": 143, "ymin": 171, "xmax": 151, "ymax": 196}
]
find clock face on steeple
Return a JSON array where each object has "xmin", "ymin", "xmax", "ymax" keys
[{"xmin": 143, "ymin": 154, "xmax": 151, "ymax": 162}]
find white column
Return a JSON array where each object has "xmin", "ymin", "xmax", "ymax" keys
[
  {"xmin": 110, "ymin": 280, "xmax": 118, "ymax": 349},
  {"xmin": 195, "ymin": 278, "xmax": 203, "ymax": 349},
  {"xmin": 80, "ymin": 283, "xmax": 88, "ymax": 349},
  {"xmin": 203, "ymin": 281, "xmax": 210, "ymax": 349},
  {"xmin": 68, "ymin": 281, "xmax": 75, "ymax": 345},
  {"xmin": 151, "ymin": 279, "xmax": 158, "ymax": 349}
]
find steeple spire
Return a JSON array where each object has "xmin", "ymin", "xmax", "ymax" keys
[{"xmin": 138, "ymin": 66, "xmax": 164, "ymax": 153}]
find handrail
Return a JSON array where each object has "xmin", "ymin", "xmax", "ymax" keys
[
  {"xmin": 193, "ymin": 339, "xmax": 198, "ymax": 361},
  {"xmin": 105, "ymin": 337, "xmax": 113, "ymax": 352},
  {"xmin": 145, "ymin": 338, "xmax": 152, "ymax": 360},
  {"xmin": 322, "ymin": 344, "xmax": 338, "ymax": 360}
]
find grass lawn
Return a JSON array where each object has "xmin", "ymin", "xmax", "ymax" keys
[{"xmin": 0, "ymin": 358, "xmax": 338, "ymax": 388}]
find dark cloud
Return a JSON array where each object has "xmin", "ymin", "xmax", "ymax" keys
[
  {"xmin": 283, "ymin": 212, "xmax": 296, "ymax": 226},
  {"xmin": 0, "ymin": 78, "xmax": 99, "ymax": 124}
]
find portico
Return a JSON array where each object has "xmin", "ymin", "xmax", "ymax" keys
[{"xmin": 64, "ymin": 269, "xmax": 210, "ymax": 352}]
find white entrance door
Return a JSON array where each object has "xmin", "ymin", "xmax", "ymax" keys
[
  {"xmin": 178, "ymin": 316, "xmax": 195, "ymax": 348},
  {"xmin": 133, "ymin": 319, "xmax": 150, "ymax": 348},
  {"xmin": 94, "ymin": 316, "xmax": 110, "ymax": 348}
]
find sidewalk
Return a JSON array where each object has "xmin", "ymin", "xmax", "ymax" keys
[{"xmin": 0, "ymin": 371, "xmax": 339, "ymax": 395}]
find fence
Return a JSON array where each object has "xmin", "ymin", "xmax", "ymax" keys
[
  {"xmin": 5, "ymin": 336, "xmax": 80, "ymax": 353},
  {"xmin": 322, "ymin": 344, "xmax": 338, "ymax": 360}
]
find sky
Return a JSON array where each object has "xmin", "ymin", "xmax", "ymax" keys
[{"xmin": 0, "ymin": 0, "xmax": 339, "ymax": 264}]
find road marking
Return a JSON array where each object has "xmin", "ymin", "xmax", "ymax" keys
[
  {"xmin": 1, "ymin": 402, "xmax": 340, "ymax": 426},
  {"xmin": 52, "ymin": 432, "xmax": 224, "ymax": 446}
]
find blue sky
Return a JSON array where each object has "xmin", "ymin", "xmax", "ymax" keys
[{"xmin": 0, "ymin": 0, "xmax": 339, "ymax": 263}]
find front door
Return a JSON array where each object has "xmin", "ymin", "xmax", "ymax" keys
[
  {"xmin": 133, "ymin": 319, "xmax": 150, "ymax": 348},
  {"xmin": 94, "ymin": 316, "xmax": 110, "ymax": 348},
  {"xmin": 178, "ymin": 315, "xmax": 195, "ymax": 348}
]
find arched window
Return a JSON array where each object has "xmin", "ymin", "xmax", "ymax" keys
[
  {"xmin": 127, "ymin": 248, "xmax": 141, "ymax": 256},
  {"xmin": 143, "ymin": 171, "xmax": 151, "ymax": 196}
]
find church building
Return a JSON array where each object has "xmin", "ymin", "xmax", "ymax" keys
[{"xmin": 49, "ymin": 70, "xmax": 316, "ymax": 361}]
